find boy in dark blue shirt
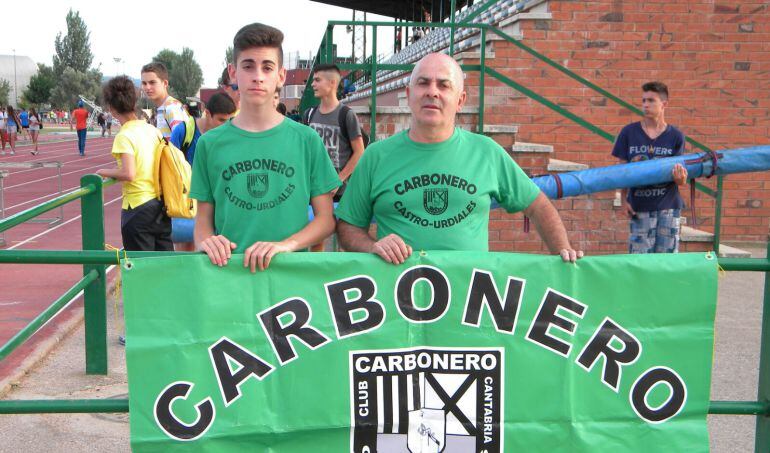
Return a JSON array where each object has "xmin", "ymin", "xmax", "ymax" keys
[
  {"xmin": 612, "ymin": 81, "xmax": 688, "ymax": 253},
  {"xmin": 169, "ymin": 92, "xmax": 237, "ymax": 251}
]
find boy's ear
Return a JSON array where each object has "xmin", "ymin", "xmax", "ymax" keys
[{"xmin": 228, "ymin": 63, "xmax": 236, "ymax": 85}]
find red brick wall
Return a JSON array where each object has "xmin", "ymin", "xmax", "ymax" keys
[
  {"xmin": 348, "ymin": 1, "xmax": 769, "ymax": 254},
  {"xmin": 469, "ymin": 0, "xmax": 770, "ymax": 252}
]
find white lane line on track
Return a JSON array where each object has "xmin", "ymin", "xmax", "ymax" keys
[
  {"xmin": 5, "ymin": 152, "xmax": 114, "ymax": 177},
  {"xmin": 4, "ymin": 181, "xmax": 120, "ymax": 214},
  {"xmin": 4, "ymin": 161, "xmax": 116, "ymax": 190},
  {"xmin": 8, "ymin": 196, "xmax": 122, "ymax": 250}
]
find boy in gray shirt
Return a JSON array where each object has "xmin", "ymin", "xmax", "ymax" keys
[{"xmin": 306, "ymin": 64, "xmax": 365, "ymax": 201}]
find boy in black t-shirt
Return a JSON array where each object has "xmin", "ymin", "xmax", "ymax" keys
[{"xmin": 612, "ymin": 81, "xmax": 688, "ymax": 253}]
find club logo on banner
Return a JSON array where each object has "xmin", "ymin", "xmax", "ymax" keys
[
  {"xmin": 247, "ymin": 173, "xmax": 269, "ymax": 198},
  {"xmin": 351, "ymin": 347, "xmax": 503, "ymax": 453}
]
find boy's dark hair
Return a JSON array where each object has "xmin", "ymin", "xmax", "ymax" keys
[
  {"xmin": 207, "ymin": 92, "xmax": 237, "ymax": 116},
  {"xmin": 141, "ymin": 62, "xmax": 169, "ymax": 81},
  {"xmin": 102, "ymin": 76, "xmax": 137, "ymax": 114},
  {"xmin": 276, "ymin": 102, "xmax": 287, "ymax": 116},
  {"xmin": 233, "ymin": 23, "xmax": 284, "ymax": 67},
  {"xmin": 642, "ymin": 81, "xmax": 669, "ymax": 100},
  {"xmin": 313, "ymin": 64, "xmax": 341, "ymax": 76},
  {"xmin": 219, "ymin": 67, "xmax": 231, "ymax": 87}
]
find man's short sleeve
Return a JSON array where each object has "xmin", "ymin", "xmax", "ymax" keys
[
  {"xmin": 611, "ymin": 126, "xmax": 630, "ymax": 161},
  {"xmin": 190, "ymin": 137, "xmax": 213, "ymax": 203},
  {"xmin": 169, "ymin": 123, "xmax": 185, "ymax": 150},
  {"xmin": 335, "ymin": 149, "xmax": 374, "ymax": 227},
  {"xmin": 111, "ymin": 134, "xmax": 135, "ymax": 156},
  {"xmin": 494, "ymin": 147, "xmax": 541, "ymax": 213},
  {"xmin": 309, "ymin": 133, "xmax": 342, "ymax": 197},
  {"xmin": 345, "ymin": 108, "xmax": 362, "ymax": 140}
]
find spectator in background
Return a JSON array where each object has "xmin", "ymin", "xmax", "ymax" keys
[
  {"xmin": 28, "ymin": 108, "xmax": 41, "ymax": 155},
  {"xmin": 219, "ymin": 67, "xmax": 241, "ymax": 113},
  {"xmin": 70, "ymin": 100, "xmax": 89, "ymax": 156}
]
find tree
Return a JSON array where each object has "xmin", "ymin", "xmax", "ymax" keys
[
  {"xmin": 152, "ymin": 48, "xmax": 203, "ymax": 100},
  {"xmin": 224, "ymin": 46, "xmax": 233, "ymax": 66},
  {"xmin": 53, "ymin": 9, "xmax": 93, "ymax": 77},
  {"xmin": 23, "ymin": 64, "xmax": 56, "ymax": 106},
  {"xmin": 169, "ymin": 48, "xmax": 203, "ymax": 101},
  {"xmin": 152, "ymin": 49, "xmax": 178, "ymax": 74},
  {"xmin": 0, "ymin": 79, "xmax": 10, "ymax": 106},
  {"xmin": 50, "ymin": 67, "xmax": 102, "ymax": 109}
]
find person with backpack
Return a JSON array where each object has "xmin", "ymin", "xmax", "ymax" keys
[
  {"xmin": 169, "ymin": 93, "xmax": 237, "ymax": 251},
  {"xmin": 191, "ymin": 23, "xmax": 340, "ymax": 271},
  {"xmin": 96, "ymin": 75, "xmax": 173, "ymax": 252},
  {"xmin": 306, "ymin": 63, "xmax": 366, "ymax": 251},
  {"xmin": 306, "ymin": 64, "xmax": 366, "ymax": 202}
]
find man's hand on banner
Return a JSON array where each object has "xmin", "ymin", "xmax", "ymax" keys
[
  {"xmin": 244, "ymin": 241, "xmax": 294, "ymax": 272},
  {"xmin": 372, "ymin": 234, "xmax": 413, "ymax": 265},
  {"xmin": 199, "ymin": 235, "xmax": 237, "ymax": 267},
  {"xmin": 559, "ymin": 249, "xmax": 585, "ymax": 263}
]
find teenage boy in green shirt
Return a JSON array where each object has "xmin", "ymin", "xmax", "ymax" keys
[
  {"xmin": 336, "ymin": 53, "xmax": 583, "ymax": 263},
  {"xmin": 191, "ymin": 23, "xmax": 340, "ymax": 272}
]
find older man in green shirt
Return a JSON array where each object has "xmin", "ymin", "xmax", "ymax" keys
[{"xmin": 336, "ymin": 53, "xmax": 583, "ymax": 263}]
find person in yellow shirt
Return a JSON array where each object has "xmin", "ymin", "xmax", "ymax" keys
[{"xmin": 96, "ymin": 75, "xmax": 173, "ymax": 251}]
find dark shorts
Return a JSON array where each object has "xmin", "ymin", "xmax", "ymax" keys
[
  {"xmin": 21, "ymin": 125, "xmax": 29, "ymax": 129},
  {"xmin": 121, "ymin": 199, "xmax": 173, "ymax": 251}
]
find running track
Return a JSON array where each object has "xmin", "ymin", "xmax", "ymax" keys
[{"xmin": 0, "ymin": 134, "xmax": 124, "ymax": 383}]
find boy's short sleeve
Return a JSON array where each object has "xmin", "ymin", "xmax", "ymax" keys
[
  {"xmin": 611, "ymin": 126, "xmax": 630, "ymax": 161},
  {"xmin": 190, "ymin": 137, "xmax": 213, "ymax": 203},
  {"xmin": 335, "ymin": 150, "xmax": 375, "ymax": 228},
  {"xmin": 345, "ymin": 109, "xmax": 362, "ymax": 140},
  {"xmin": 309, "ymin": 132, "xmax": 342, "ymax": 198}
]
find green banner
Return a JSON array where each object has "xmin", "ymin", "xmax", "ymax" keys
[{"xmin": 124, "ymin": 252, "xmax": 717, "ymax": 452}]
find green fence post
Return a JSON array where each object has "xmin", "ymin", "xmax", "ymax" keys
[
  {"xmin": 325, "ymin": 25, "xmax": 334, "ymax": 64},
  {"xmin": 80, "ymin": 174, "xmax": 107, "ymax": 375},
  {"xmin": 478, "ymin": 26, "xmax": 486, "ymax": 134},
  {"xmin": 756, "ymin": 241, "xmax": 770, "ymax": 452},
  {"xmin": 370, "ymin": 25, "xmax": 378, "ymax": 142}
]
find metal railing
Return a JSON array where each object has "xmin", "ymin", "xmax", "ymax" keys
[
  {"xmin": 302, "ymin": 18, "xmax": 725, "ymax": 251},
  {"xmin": 0, "ymin": 175, "xmax": 767, "ymax": 450}
]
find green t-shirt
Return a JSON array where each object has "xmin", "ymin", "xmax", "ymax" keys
[
  {"xmin": 190, "ymin": 118, "xmax": 340, "ymax": 252},
  {"xmin": 336, "ymin": 128, "xmax": 540, "ymax": 251}
]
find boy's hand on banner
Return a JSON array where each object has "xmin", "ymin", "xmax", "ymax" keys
[
  {"xmin": 244, "ymin": 241, "xmax": 294, "ymax": 272},
  {"xmin": 371, "ymin": 234, "xmax": 413, "ymax": 265},
  {"xmin": 199, "ymin": 235, "xmax": 237, "ymax": 267}
]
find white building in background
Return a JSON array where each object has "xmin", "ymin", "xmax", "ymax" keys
[{"xmin": 0, "ymin": 54, "xmax": 37, "ymax": 108}]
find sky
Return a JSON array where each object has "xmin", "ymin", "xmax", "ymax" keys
[{"xmin": 1, "ymin": 1, "xmax": 393, "ymax": 87}]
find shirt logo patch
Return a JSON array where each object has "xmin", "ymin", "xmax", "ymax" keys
[
  {"xmin": 247, "ymin": 173, "xmax": 269, "ymax": 199},
  {"xmin": 423, "ymin": 189, "xmax": 449, "ymax": 215}
]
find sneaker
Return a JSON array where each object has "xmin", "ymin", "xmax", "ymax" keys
[
  {"xmin": 31, "ymin": 150, "xmax": 39, "ymax": 155},
  {"xmin": 118, "ymin": 336, "xmax": 125, "ymax": 346},
  {"xmin": 9, "ymin": 150, "xmax": 15, "ymax": 155},
  {"xmin": 0, "ymin": 151, "xmax": 4, "ymax": 156}
]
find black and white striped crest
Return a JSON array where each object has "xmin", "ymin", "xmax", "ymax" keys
[{"xmin": 350, "ymin": 347, "xmax": 503, "ymax": 452}]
